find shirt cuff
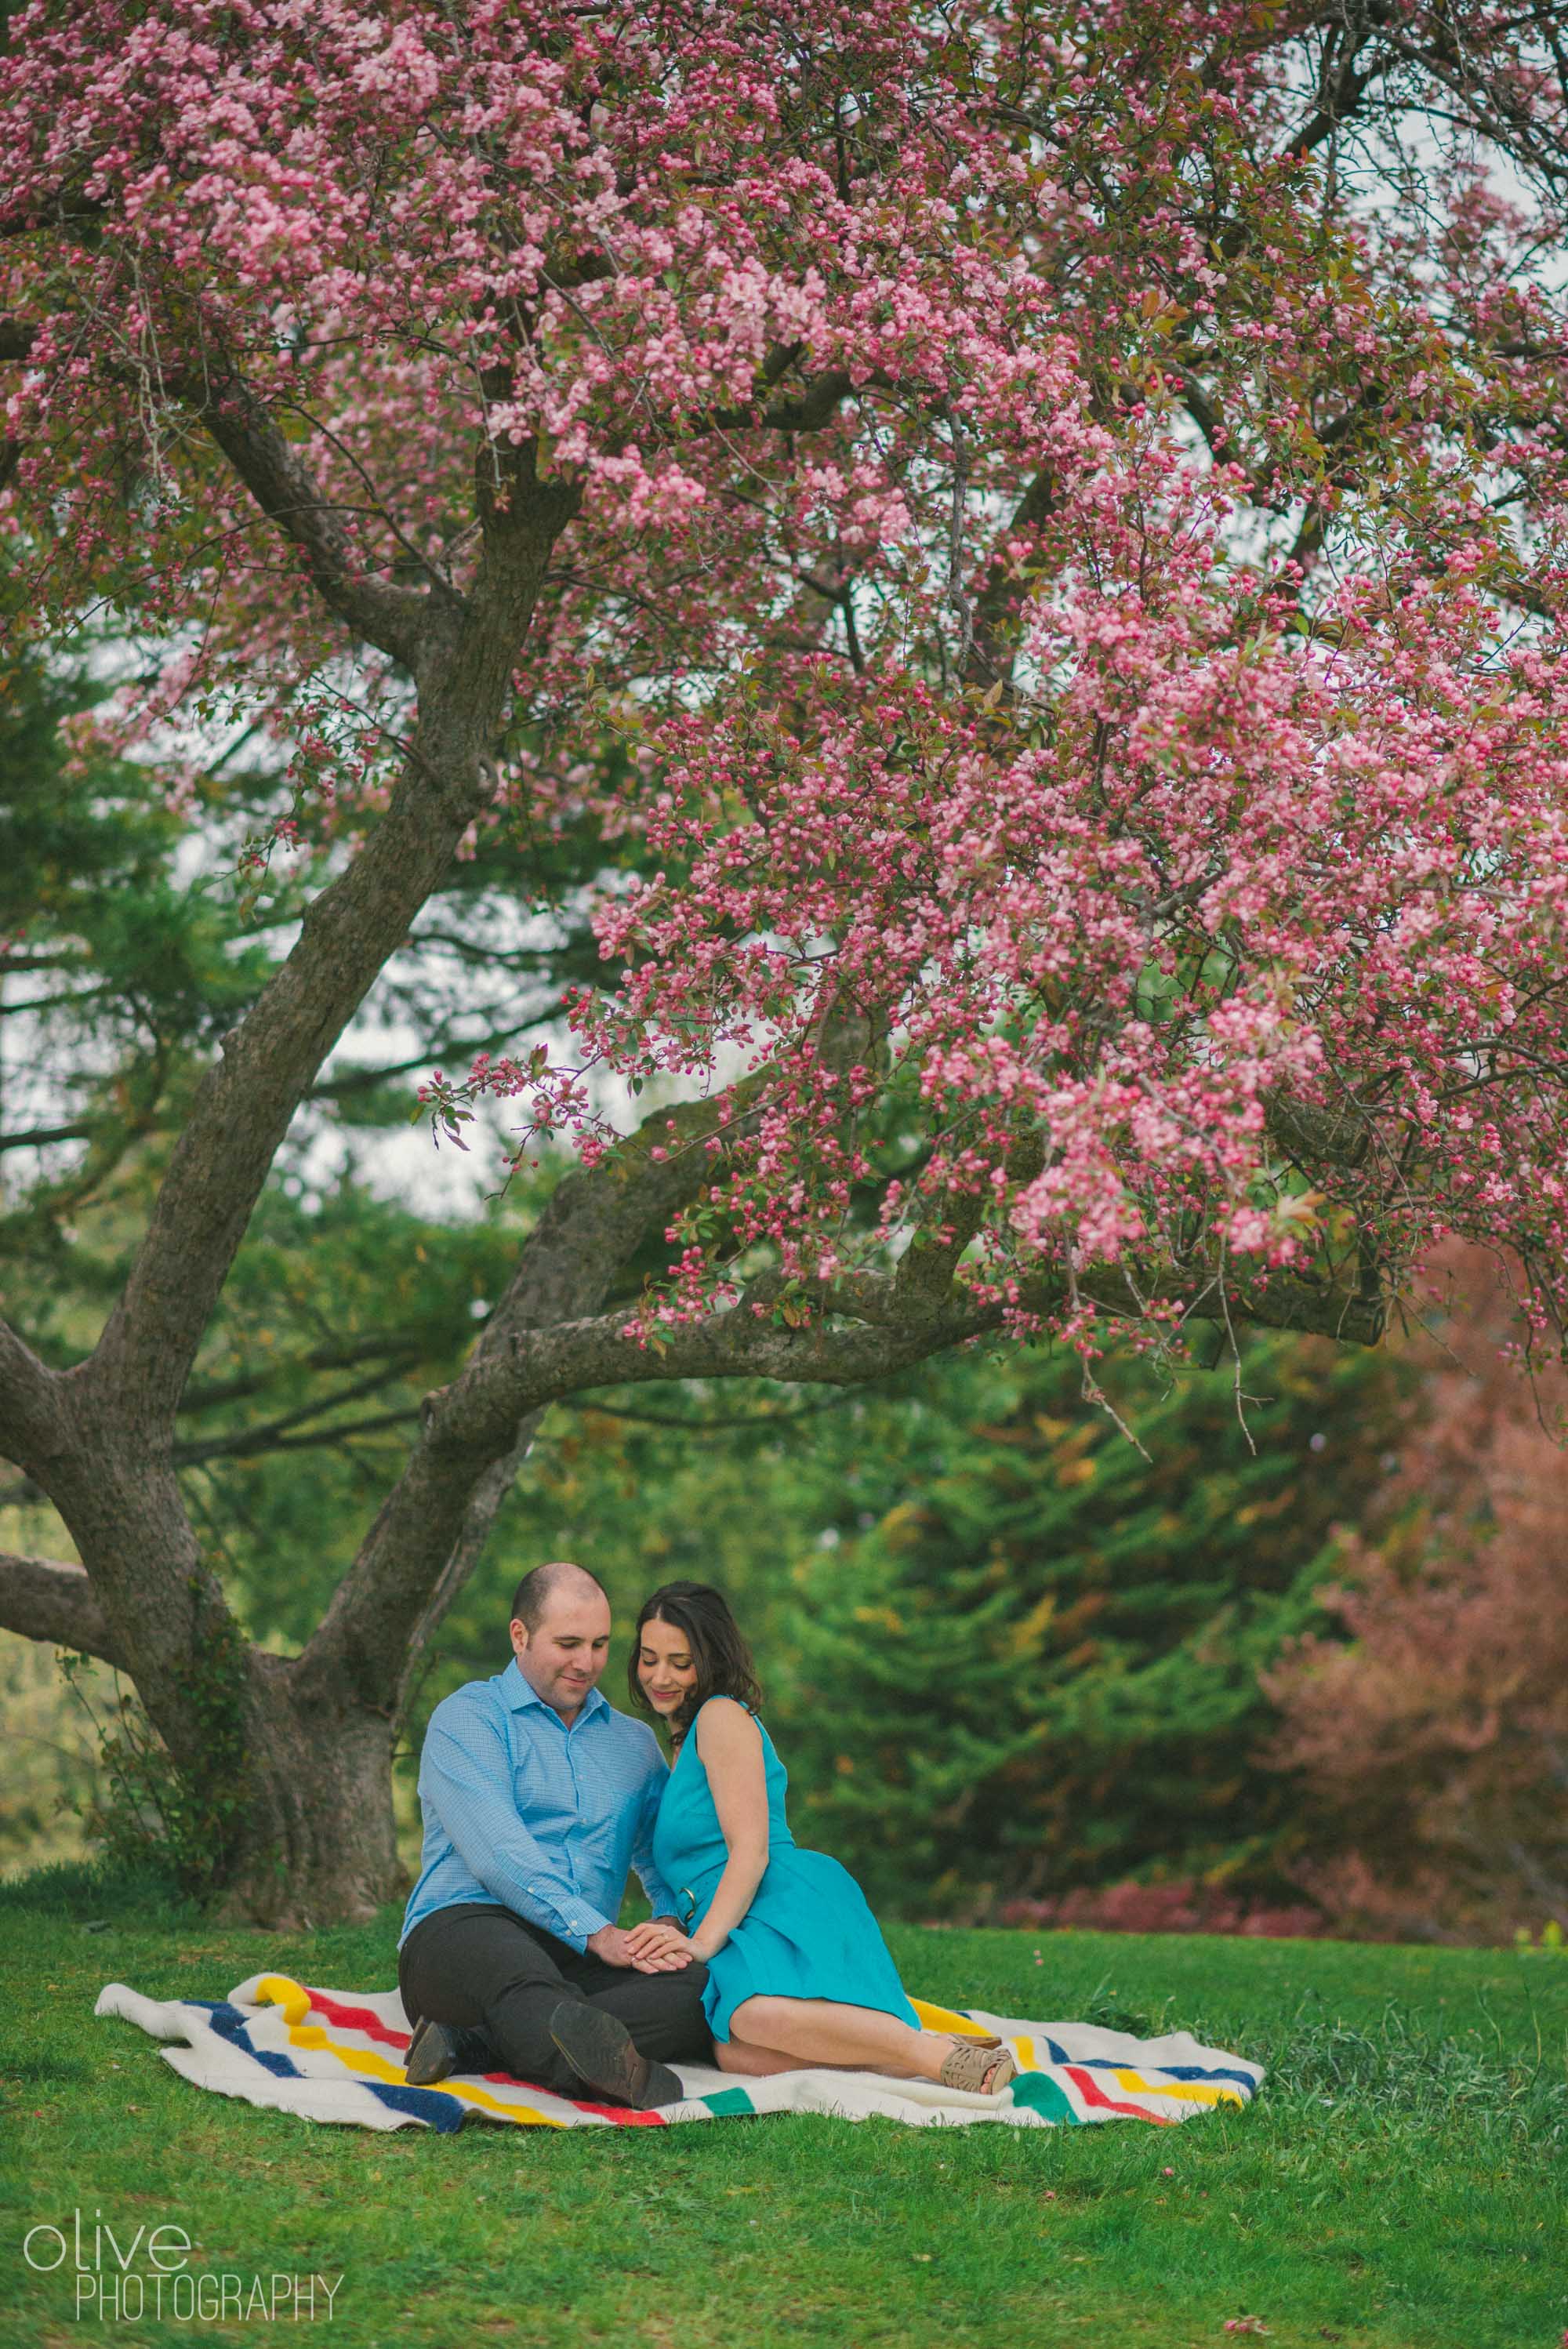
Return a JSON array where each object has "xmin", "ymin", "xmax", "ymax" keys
[{"xmin": 554, "ymin": 1904, "xmax": 612, "ymax": 1955}]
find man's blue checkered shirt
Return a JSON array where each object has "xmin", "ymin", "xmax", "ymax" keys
[{"xmin": 400, "ymin": 1657, "xmax": 678, "ymax": 1951}]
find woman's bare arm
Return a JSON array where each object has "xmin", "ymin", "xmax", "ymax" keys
[{"xmin": 687, "ymin": 1698, "xmax": 769, "ymax": 1961}]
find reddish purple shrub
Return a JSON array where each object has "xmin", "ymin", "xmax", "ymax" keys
[{"xmin": 995, "ymin": 1879, "xmax": 1326, "ymax": 1939}]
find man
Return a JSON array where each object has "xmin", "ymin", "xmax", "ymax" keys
[{"xmin": 397, "ymin": 1559, "xmax": 711, "ymax": 2109}]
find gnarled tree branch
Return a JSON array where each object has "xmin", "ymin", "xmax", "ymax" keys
[
  {"xmin": 962, "ymin": 468, "xmax": 1058, "ymax": 692},
  {"xmin": 1281, "ymin": 16, "xmax": 1393, "ymax": 161},
  {"xmin": 0, "ymin": 1552, "xmax": 125, "ymax": 1667},
  {"xmin": 198, "ymin": 373, "xmax": 447, "ymax": 677},
  {"xmin": 299, "ymin": 1075, "xmax": 771, "ymax": 1709},
  {"xmin": 416, "ymin": 1247, "xmax": 1385, "ymax": 1461},
  {"xmin": 303, "ymin": 1189, "xmax": 1388, "ymax": 1721},
  {"xmin": 0, "ymin": 1317, "xmax": 70, "ymax": 1477},
  {"xmin": 83, "ymin": 472, "xmax": 578, "ymax": 1436}
]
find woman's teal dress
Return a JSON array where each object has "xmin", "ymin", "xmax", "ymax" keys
[{"xmin": 652, "ymin": 1697, "xmax": 919, "ymax": 2043}]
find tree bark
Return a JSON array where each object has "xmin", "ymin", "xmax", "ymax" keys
[
  {"xmin": 0, "ymin": 1551, "xmax": 125, "ymax": 1665},
  {"xmin": 217, "ymin": 1650, "xmax": 403, "ymax": 1927}
]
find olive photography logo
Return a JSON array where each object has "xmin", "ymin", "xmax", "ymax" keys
[{"xmin": 22, "ymin": 2209, "xmax": 343, "ymax": 2324}]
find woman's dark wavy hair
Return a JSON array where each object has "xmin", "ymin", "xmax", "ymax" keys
[{"xmin": 628, "ymin": 1581, "xmax": 764, "ymax": 1738}]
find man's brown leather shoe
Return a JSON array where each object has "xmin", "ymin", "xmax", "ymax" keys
[
  {"xmin": 404, "ymin": 2017, "xmax": 487, "ymax": 2086},
  {"xmin": 547, "ymin": 2001, "xmax": 684, "ymax": 2109}
]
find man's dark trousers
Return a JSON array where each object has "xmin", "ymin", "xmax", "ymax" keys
[{"xmin": 398, "ymin": 1903, "xmax": 713, "ymax": 2099}]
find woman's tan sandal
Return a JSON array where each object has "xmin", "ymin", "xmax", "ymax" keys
[{"xmin": 938, "ymin": 2038, "xmax": 1017, "ymax": 2097}]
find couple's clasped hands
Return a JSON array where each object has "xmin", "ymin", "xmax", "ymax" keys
[{"xmin": 586, "ymin": 1919, "xmax": 706, "ymax": 1973}]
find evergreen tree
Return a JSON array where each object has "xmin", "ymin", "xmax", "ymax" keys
[{"xmin": 773, "ymin": 1336, "xmax": 1407, "ymax": 1917}]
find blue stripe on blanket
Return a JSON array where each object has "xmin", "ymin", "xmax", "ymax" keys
[
  {"xmin": 362, "ymin": 2082, "xmax": 467, "ymax": 2131},
  {"xmin": 193, "ymin": 2000, "xmax": 304, "ymax": 2081},
  {"xmin": 190, "ymin": 1997, "xmax": 464, "ymax": 2131},
  {"xmin": 1039, "ymin": 2036, "xmax": 1258, "ymax": 2090}
]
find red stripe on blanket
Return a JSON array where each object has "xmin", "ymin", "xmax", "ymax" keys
[
  {"xmin": 303, "ymin": 1988, "xmax": 411, "ymax": 2048},
  {"xmin": 1062, "ymin": 2066, "xmax": 1176, "ymax": 2123},
  {"xmin": 555, "ymin": 2102, "xmax": 670, "ymax": 2126},
  {"xmin": 302, "ymin": 1987, "xmax": 670, "ymax": 2125}
]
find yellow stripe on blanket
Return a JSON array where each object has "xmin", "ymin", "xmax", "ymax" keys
[
  {"xmin": 254, "ymin": 1975, "xmax": 314, "ymax": 2025},
  {"xmin": 250, "ymin": 1973, "xmax": 563, "ymax": 2127},
  {"xmin": 417, "ymin": 2078, "xmax": 564, "ymax": 2127},
  {"xmin": 1109, "ymin": 2068, "xmax": 1246, "ymax": 2107},
  {"xmin": 909, "ymin": 1999, "xmax": 995, "ymax": 2039}
]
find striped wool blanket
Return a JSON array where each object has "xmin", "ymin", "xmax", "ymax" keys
[{"xmin": 96, "ymin": 1973, "xmax": 1262, "ymax": 2132}]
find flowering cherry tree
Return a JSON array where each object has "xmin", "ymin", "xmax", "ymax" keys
[{"xmin": 3, "ymin": 0, "xmax": 1568, "ymax": 1916}]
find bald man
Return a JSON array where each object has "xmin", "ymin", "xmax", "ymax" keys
[{"xmin": 397, "ymin": 1561, "xmax": 712, "ymax": 2109}]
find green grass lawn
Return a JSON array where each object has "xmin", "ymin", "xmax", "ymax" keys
[{"xmin": 1, "ymin": 1865, "xmax": 1563, "ymax": 2349}]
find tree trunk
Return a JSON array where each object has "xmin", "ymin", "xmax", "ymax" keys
[{"xmin": 214, "ymin": 1650, "xmax": 405, "ymax": 1930}]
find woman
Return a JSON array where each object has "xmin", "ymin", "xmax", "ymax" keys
[{"xmin": 623, "ymin": 1579, "xmax": 1015, "ymax": 2097}]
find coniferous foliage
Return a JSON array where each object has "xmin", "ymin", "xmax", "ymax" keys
[{"xmin": 773, "ymin": 1337, "xmax": 1405, "ymax": 1918}]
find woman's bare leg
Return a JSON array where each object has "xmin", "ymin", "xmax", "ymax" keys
[
  {"xmin": 716, "ymin": 2030, "xmax": 927, "ymax": 2079},
  {"xmin": 712, "ymin": 2034, "xmax": 811, "ymax": 2079},
  {"xmin": 726, "ymin": 1995, "xmax": 989, "ymax": 2084}
]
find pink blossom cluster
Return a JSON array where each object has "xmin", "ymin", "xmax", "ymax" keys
[{"xmin": 477, "ymin": 554, "xmax": 1568, "ymax": 1337}]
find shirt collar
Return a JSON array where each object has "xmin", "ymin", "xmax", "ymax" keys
[{"xmin": 501, "ymin": 1656, "xmax": 608, "ymax": 1726}]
